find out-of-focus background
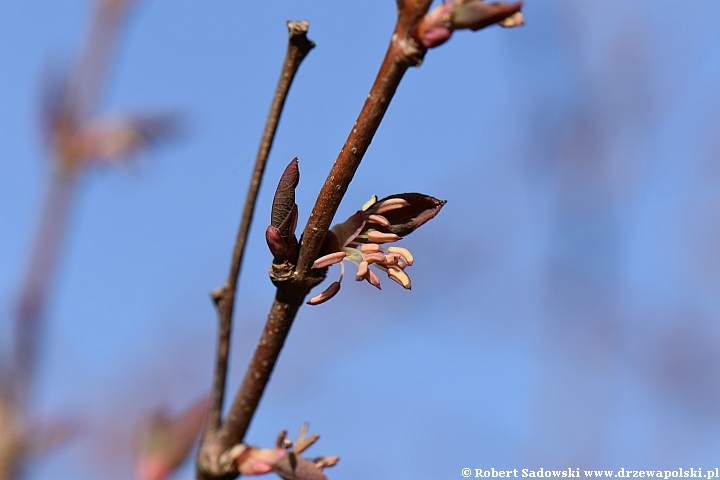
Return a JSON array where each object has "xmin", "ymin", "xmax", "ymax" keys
[{"xmin": 1, "ymin": 1, "xmax": 720, "ymax": 479}]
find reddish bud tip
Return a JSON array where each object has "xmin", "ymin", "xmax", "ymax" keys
[
  {"xmin": 271, "ymin": 158, "xmax": 300, "ymax": 238},
  {"xmin": 266, "ymin": 225, "xmax": 288, "ymax": 260},
  {"xmin": 307, "ymin": 281, "xmax": 342, "ymax": 306}
]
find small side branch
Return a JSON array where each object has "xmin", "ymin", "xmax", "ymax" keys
[{"xmin": 205, "ymin": 21, "xmax": 315, "ymax": 436}]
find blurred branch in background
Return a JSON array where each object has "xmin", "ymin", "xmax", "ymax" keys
[
  {"xmin": 16, "ymin": 0, "xmax": 133, "ymax": 408},
  {"xmin": 2, "ymin": 0, "xmax": 179, "ymax": 478}
]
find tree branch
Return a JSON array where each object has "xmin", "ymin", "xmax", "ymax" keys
[
  {"xmin": 203, "ymin": 2, "xmax": 433, "ymax": 470},
  {"xmin": 12, "ymin": 0, "xmax": 135, "ymax": 408},
  {"xmin": 204, "ymin": 19, "xmax": 315, "ymax": 438},
  {"xmin": 294, "ymin": 0, "xmax": 431, "ymax": 275},
  {"xmin": 213, "ymin": 281, "xmax": 309, "ymax": 449}
]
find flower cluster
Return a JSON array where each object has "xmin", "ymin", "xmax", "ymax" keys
[
  {"xmin": 208, "ymin": 424, "xmax": 337, "ymax": 480},
  {"xmin": 308, "ymin": 193, "xmax": 445, "ymax": 305}
]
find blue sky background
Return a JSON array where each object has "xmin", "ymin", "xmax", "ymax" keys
[{"xmin": 2, "ymin": 1, "xmax": 720, "ymax": 479}]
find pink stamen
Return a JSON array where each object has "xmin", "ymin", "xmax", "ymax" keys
[
  {"xmin": 367, "ymin": 230, "xmax": 401, "ymax": 243},
  {"xmin": 307, "ymin": 281, "xmax": 341, "ymax": 305},
  {"xmin": 364, "ymin": 252, "xmax": 386, "ymax": 264},
  {"xmin": 312, "ymin": 251, "xmax": 347, "ymax": 269},
  {"xmin": 367, "ymin": 214, "xmax": 391, "ymax": 228},
  {"xmin": 371, "ymin": 198, "xmax": 409, "ymax": 214},
  {"xmin": 366, "ymin": 269, "xmax": 382, "ymax": 289},
  {"xmin": 359, "ymin": 243, "xmax": 382, "ymax": 253},
  {"xmin": 356, "ymin": 261, "xmax": 368, "ymax": 281}
]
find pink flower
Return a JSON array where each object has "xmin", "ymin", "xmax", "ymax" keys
[{"xmin": 307, "ymin": 193, "xmax": 445, "ymax": 305}]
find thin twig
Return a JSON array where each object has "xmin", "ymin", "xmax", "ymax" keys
[
  {"xmin": 204, "ymin": 21, "xmax": 315, "ymax": 436},
  {"xmin": 208, "ymin": 1, "xmax": 432, "ymax": 463}
]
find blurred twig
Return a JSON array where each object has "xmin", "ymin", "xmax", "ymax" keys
[
  {"xmin": 13, "ymin": 170, "xmax": 79, "ymax": 402},
  {"xmin": 15, "ymin": 0, "xmax": 133, "ymax": 404},
  {"xmin": 2, "ymin": 1, "xmax": 181, "ymax": 478}
]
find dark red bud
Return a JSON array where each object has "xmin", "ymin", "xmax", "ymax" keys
[
  {"xmin": 266, "ymin": 225, "xmax": 289, "ymax": 260},
  {"xmin": 366, "ymin": 193, "xmax": 446, "ymax": 237},
  {"xmin": 271, "ymin": 158, "xmax": 300, "ymax": 239}
]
